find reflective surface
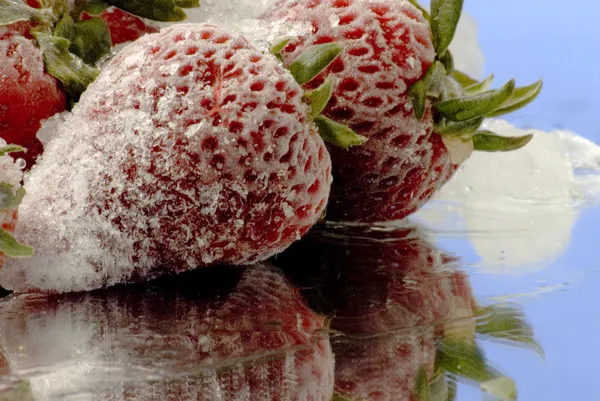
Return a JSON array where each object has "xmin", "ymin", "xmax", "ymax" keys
[{"xmin": 2, "ymin": 1, "xmax": 599, "ymax": 400}]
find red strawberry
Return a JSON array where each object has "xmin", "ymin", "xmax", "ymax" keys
[
  {"xmin": 0, "ymin": 264, "xmax": 334, "ymax": 400},
  {"xmin": 275, "ymin": 223, "xmax": 541, "ymax": 400},
  {"xmin": 0, "ymin": 25, "xmax": 66, "ymax": 168},
  {"xmin": 0, "ymin": 0, "xmax": 199, "ymax": 169},
  {"xmin": 262, "ymin": 0, "xmax": 542, "ymax": 222},
  {"xmin": 0, "ymin": 23, "xmax": 355, "ymax": 293},
  {"xmin": 81, "ymin": 7, "xmax": 159, "ymax": 45}
]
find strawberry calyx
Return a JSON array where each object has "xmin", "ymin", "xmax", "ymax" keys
[
  {"xmin": 0, "ymin": 146, "xmax": 33, "ymax": 259},
  {"xmin": 407, "ymin": 0, "xmax": 543, "ymax": 164},
  {"xmin": 272, "ymin": 40, "xmax": 368, "ymax": 149},
  {"xmin": 0, "ymin": 380, "xmax": 35, "ymax": 401},
  {"xmin": 101, "ymin": 0, "xmax": 199, "ymax": 22}
]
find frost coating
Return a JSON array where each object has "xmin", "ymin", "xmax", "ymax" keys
[
  {"xmin": 417, "ymin": 119, "xmax": 600, "ymax": 271},
  {"xmin": 0, "ymin": 24, "xmax": 332, "ymax": 293},
  {"xmin": 262, "ymin": 0, "xmax": 456, "ymax": 222}
]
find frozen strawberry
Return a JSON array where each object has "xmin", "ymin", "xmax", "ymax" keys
[
  {"xmin": 81, "ymin": 7, "xmax": 159, "ymax": 45},
  {"xmin": 0, "ymin": 0, "xmax": 199, "ymax": 168},
  {"xmin": 262, "ymin": 0, "xmax": 543, "ymax": 222},
  {"xmin": 0, "ymin": 264, "xmax": 334, "ymax": 400},
  {"xmin": 0, "ymin": 26, "xmax": 66, "ymax": 167},
  {"xmin": 0, "ymin": 23, "xmax": 360, "ymax": 293},
  {"xmin": 275, "ymin": 223, "xmax": 542, "ymax": 401}
]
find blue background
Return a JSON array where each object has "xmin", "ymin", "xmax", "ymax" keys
[{"xmin": 462, "ymin": 2, "xmax": 600, "ymax": 400}]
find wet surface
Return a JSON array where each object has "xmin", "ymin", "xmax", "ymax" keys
[{"xmin": 0, "ymin": 218, "xmax": 558, "ymax": 401}]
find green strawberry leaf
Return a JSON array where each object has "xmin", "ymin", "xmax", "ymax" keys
[
  {"xmin": 488, "ymin": 79, "xmax": 543, "ymax": 117},
  {"xmin": 408, "ymin": 0, "xmax": 430, "ymax": 20},
  {"xmin": 307, "ymin": 76, "xmax": 335, "ymax": 117},
  {"xmin": 270, "ymin": 37, "xmax": 290, "ymax": 62},
  {"xmin": 104, "ymin": 0, "xmax": 187, "ymax": 21},
  {"xmin": 0, "ymin": 145, "xmax": 25, "ymax": 157},
  {"xmin": 0, "ymin": 228, "xmax": 33, "ymax": 258},
  {"xmin": 0, "ymin": 381, "xmax": 35, "ymax": 401},
  {"xmin": 174, "ymin": 0, "xmax": 200, "ymax": 7},
  {"xmin": 435, "ymin": 79, "xmax": 515, "ymax": 121},
  {"xmin": 452, "ymin": 70, "xmax": 478, "ymax": 88},
  {"xmin": 314, "ymin": 115, "xmax": 368, "ymax": 149},
  {"xmin": 446, "ymin": 377, "xmax": 457, "ymax": 401},
  {"xmin": 475, "ymin": 305, "xmax": 544, "ymax": 358},
  {"xmin": 429, "ymin": 372, "xmax": 449, "ymax": 401},
  {"xmin": 289, "ymin": 43, "xmax": 343, "ymax": 85},
  {"xmin": 32, "ymin": 31, "xmax": 100, "ymax": 101},
  {"xmin": 271, "ymin": 38, "xmax": 290, "ymax": 55},
  {"xmin": 81, "ymin": 0, "xmax": 110, "ymax": 15},
  {"xmin": 437, "ymin": 339, "xmax": 491, "ymax": 383},
  {"xmin": 331, "ymin": 394, "xmax": 352, "ymax": 401},
  {"xmin": 0, "ymin": 184, "xmax": 26, "ymax": 210},
  {"xmin": 464, "ymin": 74, "xmax": 494, "ymax": 94},
  {"xmin": 413, "ymin": 366, "xmax": 432, "ymax": 401},
  {"xmin": 439, "ymin": 50, "xmax": 454, "ymax": 74},
  {"xmin": 435, "ymin": 116, "xmax": 484, "ymax": 137},
  {"xmin": 0, "ymin": 0, "xmax": 55, "ymax": 26},
  {"xmin": 480, "ymin": 376, "xmax": 518, "ymax": 401},
  {"xmin": 409, "ymin": 60, "xmax": 446, "ymax": 120},
  {"xmin": 472, "ymin": 130, "xmax": 533, "ymax": 152},
  {"xmin": 430, "ymin": 0, "xmax": 464, "ymax": 55},
  {"xmin": 55, "ymin": 15, "xmax": 112, "ymax": 65}
]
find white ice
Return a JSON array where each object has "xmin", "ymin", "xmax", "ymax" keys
[{"xmin": 417, "ymin": 119, "xmax": 600, "ymax": 273}]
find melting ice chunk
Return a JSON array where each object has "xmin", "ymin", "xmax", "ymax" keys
[{"xmin": 417, "ymin": 119, "xmax": 600, "ymax": 272}]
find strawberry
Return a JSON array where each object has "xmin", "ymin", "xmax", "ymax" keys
[
  {"xmin": 0, "ymin": 23, "xmax": 362, "ymax": 293},
  {"xmin": 80, "ymin": 7, "xmax": 159, "ymax": 46},
  {"xmin": 0, "ymin": 0, "xmax": 199, "ymax": 168},
  {"xmin": 0, "ymin": 264, "xmax": 334, "ymax": 400},
  {"xmin": 0, "ymin": 24, "xmax": 66, "ymax": 168},
  {"xmin": 262, "ymin": 0, "xmax": 543, "ymax": 222},
  {"xmin": 274, "ymin": 223, "xmax": 542, "ymax": 400},
  {"xmin": 0, "ymin": 140, "xmax": 33, "ymax": 270}
]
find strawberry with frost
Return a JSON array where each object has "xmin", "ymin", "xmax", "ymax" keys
[
  {"xmin": 0, "ymin": 0, "xmax": 199, "ymax": 168},
  {"xmin": 0, "ymin": 23, "xmax": 361, "ymax": 293},
  {"xmin": 275, "ymin": 223, "xmax": 542, "ymax": 401},
  {"xmin": 262, "ymin": 0, "xmax": 543, "ymax": 222}
]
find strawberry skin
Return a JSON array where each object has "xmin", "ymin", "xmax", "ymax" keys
[
  {"xmin": 262, "ymin": 0, "xmax": 456, "ymax": 222},
  {"xmin": 0, "ymin": 264, "xmax": 335, "ymax": 400},
  {"xmin": 81, "ymin": 7, "xmax": 159, "ymax": 45},
  {"xmin": 0, "ymin": 23, "xmax": 332, "ymax": 293},
  {"xmin": 0, "ymin": 27, "xmax": 67, "ymax": 168}
]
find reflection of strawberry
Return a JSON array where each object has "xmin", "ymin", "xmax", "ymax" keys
[
  {"xmin": 262, "ymin": 0, "xmax": 542, "ymax": 222},
  {"xmin": 275, "ymin": 223, "xmax": 541, "ymax": 401},
  {"xmin": 0, "ymin": 264, "xmax": 334, "ymax": 400},
  {"xmin": 0, "ymin": 23, "xmax": 345, "ymax": 293}
]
